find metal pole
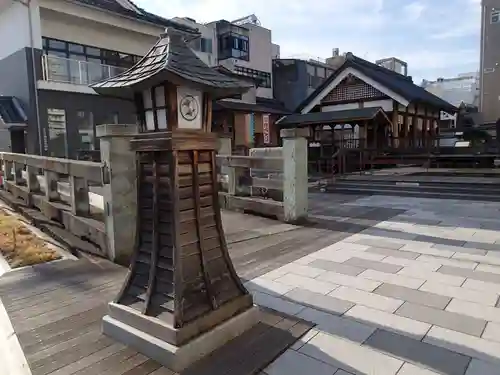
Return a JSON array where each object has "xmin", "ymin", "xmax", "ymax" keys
[{"xmin": 17, "ymin": 0, "xmax": 44, "ymax": 155}]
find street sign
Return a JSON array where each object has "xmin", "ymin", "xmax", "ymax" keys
[{"xmin": 263, "ymin": 114, "xmax": 270, "ymax": 144}]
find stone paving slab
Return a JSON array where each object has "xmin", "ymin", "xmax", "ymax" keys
[
  {"xmin": 364, "ymin": 329, "xmax": 471, "ymax": 375},
  {"xmin": 259, "ymin": 195, "xmax": 500, "ymax": 374},
  {"xmin": 395, "ymin": 302, "xmax": 487, "ymax": 337},
  {"xmin": 6, "ymin": 194, "xmax": 500, "ymax": 375}
]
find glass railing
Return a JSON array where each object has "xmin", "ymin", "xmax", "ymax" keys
[{"xmin": 41, "ymin": 54, "xmax": 127, "ymax": 86}]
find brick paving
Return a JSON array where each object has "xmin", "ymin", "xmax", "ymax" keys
[{"xmin": 252, "ymin": 195, "xmax": 500, "ymax": 375}]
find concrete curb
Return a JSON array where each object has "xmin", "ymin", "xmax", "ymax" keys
[
  {"xmin": 0, "ymin": 256, "xmax": 32, "ymax": 375},
  {"xmin": 0, "ymin": 200, "xmax": 75, "ymax": 375}
]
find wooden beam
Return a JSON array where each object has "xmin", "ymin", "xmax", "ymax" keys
[
  {"xmin": 392, "ymin": 100, "xmax": 399, "ymax": 148},
  {"xmin": 403, "ymin": 106, "xmax": 409, "ymax": 149}
]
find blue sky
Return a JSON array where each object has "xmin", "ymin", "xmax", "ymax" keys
[{"xmin": 134, "ymin": 0, "xmax": 481, "ymax": 83}]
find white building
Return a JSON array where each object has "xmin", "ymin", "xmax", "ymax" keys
[
  {"xmin": 422, "ymin": 73, "xmax": 479, "ymax": 107},
  {"xmin": 205, "ymin": 14, "xmax": 275, "ymax": 99},
  {"xmin": 422, "ymin": 72, "xmax": 480, "ymax": 127},
  {"xmin": 375, "ymin": 57, "xmax": 408, "ymax": 76},
  {"xmin": 0, "ymin": 0, "xmax": 196, "ymax": 157},
  {"xmin": 171, "ymin": 17, "xmax": 217, "ymax": 67}
]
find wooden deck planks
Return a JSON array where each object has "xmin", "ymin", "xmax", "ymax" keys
[{"xmin": 0, "ymin": 211, "xmax": 337, "ymax": 375}]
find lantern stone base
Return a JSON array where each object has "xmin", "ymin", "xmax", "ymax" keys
[{"xmin": 102, "ymin": 302, "xmax": 259, "ymax": 372}]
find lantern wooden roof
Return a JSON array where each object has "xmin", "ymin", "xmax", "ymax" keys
[{"xmin": 91, "ymin": 27, "xmax": 253, "ymax": 99}]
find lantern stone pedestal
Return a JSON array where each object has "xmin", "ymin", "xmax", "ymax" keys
[
  {"xmin": 103, "ymin": 304, "xmax": 258, "ymax": 371},
  {"xmin": 101, "ymin": 130, "xmax": 259, "ymax": 371}
]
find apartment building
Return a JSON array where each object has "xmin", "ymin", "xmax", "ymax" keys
[
  {"xmin": 199, "ymin": 14, "xmax": 289, "ymax": 149},
  {"xmin": 422, "ymin": 73, "xmax": 480, "ymax": 128},
  {"xmin": 375, "ymin": 57, "xmax": 408, "ymax": 76},
  {"xmin": 273, "ymin": 58, "xmax": 339, "ymax": 111},
  {"xmin": 480, "ymin": 0, "xmax": 500, "ymax": 123},
  {"xmin": 171, "ymin": 17, "xmax": 217, "ymax": 67},
  {"xmin": 0, "ymin": 0, "xmax": 195, "ymax": 158}
]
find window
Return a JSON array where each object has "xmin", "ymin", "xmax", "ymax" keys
[
  {"xmin": 218, "ymin": 33, "xmax": 249, "ymax": 61},
  {"xmin": 492, "ymin": 9, "xmax": 500, "ymax": 24},
  {"xmin": 316, "ymin": 66, "xmax": 326, "ymax": 78},
  {"xmin": 140, "ymin": 85, "xmax": 168, "ymax": 132},
  {"xmin": 234, "ymin": 66, "xmax": 272, "ymax": 88},
  {"xmin": 201, "ymin": 38, "xmax": 213, "ymax": 53},
  {"xmin": 68, "ymin": 43, "xmax": 84, "ymax": 54},
  {"xmin": 189, "ymin": 38, "xmax": 201, "ymax": 51},
  {"xmin": 47, "ymin": 108, "xmax": 67, "ymax": 158},
  {"xmin": 48, "ymin": 39, "xmax": 66, "ymax": 50},
  {"xmin": 42, "ymin": 37, "xmax": 141, "ymax": 69},
  {"xmin": 76, "ymin": 111, "xmax": 95, "ymax": 151},
  {"xmin": 306, "ymin": 63, "xmax": 316, "ymax": 87}
]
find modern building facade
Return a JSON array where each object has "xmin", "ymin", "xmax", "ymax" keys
[
  {"xmin": 422, "ymin": 73, "xmax": 479, "ymax": 128},
  {"xmin": 375, "ymin": 57, "xmax": 408, "ymax": 76},
  {"xmin": 480, "ymin": 0, "xmax": 500, "ymax": 123},
  {"xmin": 171, "ymin": 17, "xmax": 217, "ymax": 67},
  {"xmin": 201, "ymin": 14, "xmax": 288, "ymax": 150},
  {"xmin": 206, "ymin": 14, "xmax": 274, "ymax": 99},
  {"xmin": 273, "ymin": 58, "xmax": 339, "ymax": 112},
  {"xmin": 0, "ymin": 0, "xmax": 195, "ymax": 158}
]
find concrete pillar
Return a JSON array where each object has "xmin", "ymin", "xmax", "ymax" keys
[
  {"xmin": 97, "ymin": 124, "xmax": 138, "ymax": 266},
  {"xmin": 280, "ymin": 128, "xmax": 309, "ymax": 223},
  {"xmin": 218, "ymin": 135, "xmax": 232, "ymax": 155}
]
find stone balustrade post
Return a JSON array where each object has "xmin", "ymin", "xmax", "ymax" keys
[
  {"xmin": 280, "ymin": 127, "xmax": 309, "ymax": 223},
  {"xmin": 218, "ymin": 135, "xmax": 235, "ymax": 194},
  {"xmin": 97, "ymin": 124, "xmax": 138, "ymax": 266}
]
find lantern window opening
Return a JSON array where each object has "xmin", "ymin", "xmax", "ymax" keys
[{"xmin": 141, "ymin": 84, "xmax": 169, "ymax": 132}]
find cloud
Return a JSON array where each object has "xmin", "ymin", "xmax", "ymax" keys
[
  {"xmin": 133, "ymin": 0, "xmax": 480, "ymax": 81},
  {"xmin": 403, "ymin": 2, "xmax": 426, "ymax": 21}
]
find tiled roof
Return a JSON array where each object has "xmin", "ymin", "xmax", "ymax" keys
[
  {"xmin": 91, "ymin": 28, "xmax": 253, "ymax": 99},
  {"xmin": 74, "ymin": 0, "xmax": 198, "ymax": 33},
  {"xmin": 213, "ymin": 99, "xmax": 291, "ymax": 115},
  {"xmin": 214, "ymin": 66, "xmax": 261, "ymax": 85},
  {"xmin": 296, "ymin": 54, "xmax": 457, "ymax": 113},
  {"xmin": 0, "ymin": 97, "xmax": 27, "ymax": 125},
  {"xmin": 277, "ymin": 107, "xmax": 383, "ymax": 128}
]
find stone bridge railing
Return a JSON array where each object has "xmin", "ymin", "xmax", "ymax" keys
[
  {"xmin": 216, "ymin": 128, "xmax": 309, "ymax": 222},
  {"xmin": 0, "ymin": 125, "xmax": 309, "ymax": 264}
]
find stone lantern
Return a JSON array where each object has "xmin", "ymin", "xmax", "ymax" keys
[{"xmin": 91, "ymin": 27, "xmax": 257, "ymax": 371}]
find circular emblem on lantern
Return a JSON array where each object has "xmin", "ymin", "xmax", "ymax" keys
[{"xmin": 179, "ymin": 95, "xmax": 199, "ymax": 121}]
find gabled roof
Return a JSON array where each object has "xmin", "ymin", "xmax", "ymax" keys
[
  {"xmin": 91, "ymin": 28, "xmax": 253, "ymax": 100},
  {"xmin": 277, "ymin": 107, "xmax": 386, "ymax": 128},
  {"xmin": 296, "ymin": 53, "xmax": 457, "ymax": 114},
  {"xmin": 74, "ymin": 0, "xmax": 198, "ymax": 33},
  {"xmin": 0, "ymin": 96, "xmax": 27, "ymax": 126}
]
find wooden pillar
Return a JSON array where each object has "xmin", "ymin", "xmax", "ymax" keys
[
  {"xmin": 403, "ymin": 107, "xmax": 409, "ymax": 149},
  {"xmin": 412, "ymin": 105, "xmax": 417, "ymax": 148},
  {"xmin": 423, "ymin": 107, "xmax": 428, "ymax": 148},
  {"xmin": 392, "ymin": 101, "xmax": 399, "ymax": 148}
]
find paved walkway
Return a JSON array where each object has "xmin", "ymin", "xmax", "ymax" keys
[
  {"xmin": 4, "ymin": 195, "xmax": 500, "ymax": 374},
  {"xmin": 253, "ymin": 195, "xmax": 500, "ymax": 375}
]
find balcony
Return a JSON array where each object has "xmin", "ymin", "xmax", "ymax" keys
[{"xmin": 41, "ymin": 55, "xmax": 127, "ymax": 86}]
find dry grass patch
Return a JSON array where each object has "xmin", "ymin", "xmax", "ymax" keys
[{"xmin": 0, "ymin": 210, "xmax": 61, "ymax": 268}]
